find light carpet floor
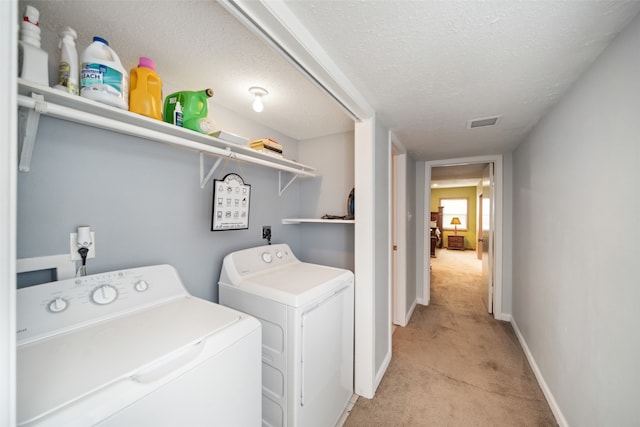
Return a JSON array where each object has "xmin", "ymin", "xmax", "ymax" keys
[{"xmin": 344, "ymin": 249, "xmax": 557, "ymax": 427}]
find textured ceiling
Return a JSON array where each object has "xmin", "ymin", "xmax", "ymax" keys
[
  {"xmin": 284, "ymin": 0, "xmax": 640, "ymax": 160},
  {"xmin": 26, "ymin": 0, "xmax": 640, "ymax": 162}
]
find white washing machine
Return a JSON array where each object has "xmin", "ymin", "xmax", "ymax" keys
[
  {"xmin": 218, "ymin": 244, "xmax": 354, "ymax": 427},
  {"xmin": 17, "ymin": 264, "xmax": 261, "ymax": 427}
]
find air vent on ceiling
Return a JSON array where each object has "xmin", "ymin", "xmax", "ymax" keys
[{"xmin": 468, "ymin": 115, "xmax": 502, "ymax": 129}]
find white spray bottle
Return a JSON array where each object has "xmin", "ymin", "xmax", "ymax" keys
[
  {"xmin": 173, "ymin": 101, "xmax": 183, "ymax": 127},
  {"xmin": 54, "ymin": 27, "xmax": 79, "ymax": 95},
  {"xmin": 18, "ymin": 5, "xmax": 49, "ymax": 86}
]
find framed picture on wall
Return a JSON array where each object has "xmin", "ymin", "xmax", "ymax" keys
[{"xmin": 211, "ymin": 173, "xmax": 251, "ymax": 231}]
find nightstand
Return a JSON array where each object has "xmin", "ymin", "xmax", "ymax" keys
[{"xmin": 447, "ymin": 235, "xmax": 465, "ymax": 250}]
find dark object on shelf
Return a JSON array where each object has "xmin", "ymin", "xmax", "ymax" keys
[
  {"xmin": 347, "ymin": 188, "xmax": 354, "ymax": 218},
  {"xmin": 321, "ymin": 214, "xmax": 352, "ymax": 220}
]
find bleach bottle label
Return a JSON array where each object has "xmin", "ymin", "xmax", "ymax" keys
[{"xmin": 81, "ymin": 63, "xmax": 123, "ymax": 92}]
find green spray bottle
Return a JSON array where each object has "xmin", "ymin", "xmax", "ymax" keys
[{"xmin": 163, "ymin": 88, "xmax": 216, "ymax": 133}]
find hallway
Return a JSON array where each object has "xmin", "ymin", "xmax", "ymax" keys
[{"xmin": 345, "ymin": 249, "xmax": 557, "ymax": 426}]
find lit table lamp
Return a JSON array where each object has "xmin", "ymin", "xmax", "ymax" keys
[{"xmin": 450, "ymin": 217, "xmax": 461, "ymax": 235}]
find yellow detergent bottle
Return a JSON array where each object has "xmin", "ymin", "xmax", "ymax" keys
[
  {"xmin": 129, "ymin": 57, "xmax": 162, "ymax": 120},
  {"xmin": 163, "ymin": 89, "xmax": 215, "ymax": 133}
]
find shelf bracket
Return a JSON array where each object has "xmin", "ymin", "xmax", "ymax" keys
[
  {"xmin": 278, "ymin": 171, "xmax": 299, "ymax": 196},
  {"xmin": 200, "ymin": 148, "xmax": 232, "ymax": 188},
  {"xmin": 18, "ymin": 93, "xmax": 46, "ymax": 172}
]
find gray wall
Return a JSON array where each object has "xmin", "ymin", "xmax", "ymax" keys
[
  {"xmin": 17, "ymin": 108, "xmax": 302, "ymax": 302},
  {"xmin": 414, "ymin": 161, "xmax": 425, "ymax": 302},
  {"xmin": 374, "ymin": 120, "xmax": 390, "ymax": 373},
  {"xmin": 501, "ymin": 152, "xmax": 513, "ymax": 315},
  {"xmin": 404, "ymin": 154, "xmax": 417, "ymax": 310},
  {"xmin": 512, "ymin": 14, "xmax": 640, "ymax": 426}
]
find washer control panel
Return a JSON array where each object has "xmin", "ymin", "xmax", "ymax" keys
[
  {"xmin": 223, "ymin": 243, "xmax": 298, "ymax": 279},
  {"xmin": 17, "ymin": 264, "xmax": 188, "ymax": 344}
]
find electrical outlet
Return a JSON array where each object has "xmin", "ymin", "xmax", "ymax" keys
[
  {"xmin": 262, "ymin": 226, "xmax": 271, "ymax": 240},
  {"xmin": 70, "ymin": 232, "xmax": 96, "ymax": 261}
]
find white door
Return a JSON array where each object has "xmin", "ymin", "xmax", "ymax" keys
[
  {"xmin": 391, "ymin": 151, "xmax": 398, "ymax": 324},
  {"xmin": 391, "ymin": 147, "xmax": 407, "ymax": 326},
  {"xmin": 481, "ymin": 163, "xmax": 495, "ymax": 313}
]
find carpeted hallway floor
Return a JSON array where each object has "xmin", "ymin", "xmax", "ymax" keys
[{"xmin": 344, "ymin": 248, "xmax": 557, "ymax": 426}]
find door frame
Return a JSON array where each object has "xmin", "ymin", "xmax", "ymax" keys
[
  {"xmin": 423, "ymin": 154, "xmax": 506, "ymax": 320},
  {"xmin": 1, "ymin": 0, "xmax": 18, "ymax": 424},
  {"xmin": 391, "ymin": 139, "xmax": 408, "ymax": 326},
  {"xmin": 477, "ymin": 192, "xmax": 483, "ymax": 260},
  {"xmin": 481, "ymin": 163, "xmax": 495, "ymax": 314}
]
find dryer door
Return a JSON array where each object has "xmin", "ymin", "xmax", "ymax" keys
[{"xmin": 298, "ymin": 282, "xmax": 354, "ymax": 427}]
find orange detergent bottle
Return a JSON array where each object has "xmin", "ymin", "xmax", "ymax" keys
[{"xmin": 129, "ymin": 57, "xmax": 162, "ymax": 120}]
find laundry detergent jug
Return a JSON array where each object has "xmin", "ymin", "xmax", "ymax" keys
[
  {"xmin": 163, "ymin": 89, "xmax": 215, "ymax": 133},
  {"xmin": 80, "ymin": 36, "xmax": 128, "ymax": 109},
  {"xmin": 129, "ymin": 57, "xmax": 162, "ymax": 120}
]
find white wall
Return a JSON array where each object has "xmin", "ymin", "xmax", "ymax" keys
[
  {"xmin": 297, "ymin": 132, "xmax": 354, "ymax": 271},
  {"xmin": 298, "ymin": 132, "xmax": 354, "ymax": 217},
  {"xmin": 511, "ymin": 14, "xmax": 640, "ymax": 426}
]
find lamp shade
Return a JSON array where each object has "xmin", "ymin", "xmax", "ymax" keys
[{"xmin": 450, "ymin": 217, "xmax": 461, "ymax": 225}]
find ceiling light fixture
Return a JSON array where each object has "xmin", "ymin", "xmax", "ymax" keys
[{"xmin": 249, "ymin": 86, "xmax": 268, "ymax": 112}]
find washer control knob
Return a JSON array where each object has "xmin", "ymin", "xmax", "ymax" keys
[
  {"xmin": 275, "ymin": 251, "xmax": 283, "ymax": 259},
  {"xmin": 48, "ymin": 297, "xmax": 68, "ymax": 313},
  {"xmin": 134, "ymin": 280, "xmax": 149, "ymax": 292},
  {"xmin": 92, "ymin": 285, "xmax": 118, "ymax": 305},
  {"xmin": 261, "ymin": 252, "xmax": 273, "ymax": 263}
]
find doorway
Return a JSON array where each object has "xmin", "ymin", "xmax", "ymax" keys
[{"xmin": 423, "ymin": 155, "xmax": 505, "ymax": 320}]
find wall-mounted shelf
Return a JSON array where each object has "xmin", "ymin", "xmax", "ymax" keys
[
  {"xmin": 17, "ymin": 79, "xmax": 316, "ymax": 192},
  {"xmin": 282, "ymin": 218, "xmax": 355, "ymax": 224}
]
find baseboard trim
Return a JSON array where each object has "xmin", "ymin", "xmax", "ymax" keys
[
  {"xmin": 416, "ymin": 297, "xmax": 429, "ymax": 306},
  {"xmin": 404, "ymin": 300, "xmax": 417, "ymax": 325},
  {"xmin": 494, "ymin": 312, "xmax": 511, "ymax": 322},
  {"xmin": 511, "ymin": 319, "xmax": 568, "ymax": 427},
  {"xmin": 374, "ymin": 348, "xmax": 392, "ymax": 394}
]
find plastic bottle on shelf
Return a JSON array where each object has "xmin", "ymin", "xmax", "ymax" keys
[
  {"xmin": 80, "ymin": 36, "xmax": 129, "ymax": 109},
  {"xmin": 53, "ymin": 27, "xmax": 79, "ymax": 95},
  {"xmin": 18, "ymin": 5, "xmax": 49, "ymax": 86},
  {"xmin": 173, "ymin": 101, "xmax": 183, "ymax": 127},
  {"xmin": 163, "ymin": 88, "xmax": 214, "ymax": 133},
  {"xmin": 129, "ymin": 57, "xmax": 163, "ymax": 120}
]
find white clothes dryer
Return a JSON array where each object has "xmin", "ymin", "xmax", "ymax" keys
[
  {"xmin": 219, "ymin": 244, "xmax": 354, "ymax": 427},
  {"xmin": 17, "ymin": 264, "xmax": 261, "ymax": 427}
]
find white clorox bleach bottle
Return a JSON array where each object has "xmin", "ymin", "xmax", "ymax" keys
[{"xmin": 80, "ymin": 36, "xmax": 129, "ymax": 109}]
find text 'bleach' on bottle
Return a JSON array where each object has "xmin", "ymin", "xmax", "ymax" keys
[
  {"xmin": 129, "ymin": 57, "xmax": 163, "ymax": 120},
  {"xmin": 18, "ymin": 5, "xmax": 48, "ymax": 86},
  {"xmin": 80, "ymin": 36, "xmax": 129, "ymax": 109},
  {"xmin": 54, "ymin": 27, "xmax": 79, "ymax": 95}
]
